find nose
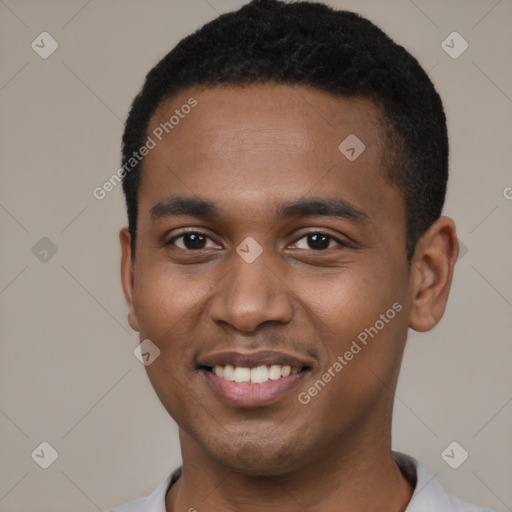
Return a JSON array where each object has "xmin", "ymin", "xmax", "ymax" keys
[{"xmin": 209, "ymin": 248, "xmax": 294, "ymax": 333}]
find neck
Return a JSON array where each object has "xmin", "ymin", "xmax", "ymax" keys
[{"xmin": 166, "ymin": 421, "xmax": 413, "ymax": 512}]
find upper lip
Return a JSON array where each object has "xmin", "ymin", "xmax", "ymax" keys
[{"xmin": 198, "ymin": 350, "xmax": 313, "ymax": 370}]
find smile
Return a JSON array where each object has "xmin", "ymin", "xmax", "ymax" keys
[
  {"xmin": 209, "ymin": 364, "xmax": 303, "ymax": 384},
  {"xmin": 198, "ymin": 350, "xmax": 313, "ymax": 406}
]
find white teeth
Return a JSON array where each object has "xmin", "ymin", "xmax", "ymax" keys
[
  {"xmin": 251, "ymin": 365, "xmax": 269, "ymax": 384},
  {"xmin": 268, "ymin": 365, "xmax": 282, "ymax": 380},
  {"xmin": 234, "ymin": 367, "xmax": 251, "ymax": 383},
  {"xmin": 211, "ymin": 364, "xmax": 302, "ymax": 383},
  {"xmin": 223, "ymin": 364, "xmax": 235, "ymax": 381}
]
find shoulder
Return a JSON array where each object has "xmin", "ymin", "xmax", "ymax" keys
[
  {"xmin": 106, "ymin": 467, "xmax": 182, "ymax": 512},
  {"xmin": 108, "ymin": 495, "xmax": 147, "ymax": 512},
  {"xmin": 393, "ymin": 451, "xmax": 492, "ymax": 512}
]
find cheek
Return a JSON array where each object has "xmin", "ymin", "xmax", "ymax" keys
[
  {"xmin": 297, "ymin": 293, "xmax": 407, "ymax": 434},
  {"xmin": 307, "ymin": 262, "xmax": 408, "ymax": 386},
  {"xmin": 314, "ymin": 268, "xmax": 401, "ymax": 335},
  {"xmin": 131, "ymin": 260, "xmax": 205, "ymax": 350},
  {"xmin": 131, "ymin": 263, "xmax": 210, "ymax": 421}
]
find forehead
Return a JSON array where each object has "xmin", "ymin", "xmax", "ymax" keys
[
  {"xmin": 149, "ymin": 84, "xmax": 383, "ymax": 155},
  {"xmin": 138, "ymin": 84, "xmax": 402, "ymax": 230}
]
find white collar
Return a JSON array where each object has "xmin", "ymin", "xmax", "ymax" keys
[{"xmin": 108, "ymin": 451, "xmax": 491, "ymax": 512}]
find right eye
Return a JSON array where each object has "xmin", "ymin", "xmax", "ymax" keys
[{"xmin": 166, "ymin": 231, "xmax": 221, "ymax": 251}]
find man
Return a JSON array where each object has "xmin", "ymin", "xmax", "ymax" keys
[{"xmin": 111, "ymin": 1, "xmax": 491, "ymax": 510}]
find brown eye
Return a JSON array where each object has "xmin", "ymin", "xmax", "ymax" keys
[
  {"xmin": 168, "ymin": 232, "xmax": 214, "ymax": 250},
  {"xmin": 293, "ymin": 233, "xmax": 344, "ymax": 250},
  {"xmin": 307, "ymin": 233, "xmax": 330, "ymax": 250}
]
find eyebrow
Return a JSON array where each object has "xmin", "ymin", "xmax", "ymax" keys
[
  {"xmin": 150, "ymin": 196, "xmax": 221, "ymax": 220},
  {"xmin": 150, "ymin": 195, "xmax": 368, "ymax": 224},
  {"xmin": 276, "ymin": 197, "xmax": 368, "ymax": 224}
]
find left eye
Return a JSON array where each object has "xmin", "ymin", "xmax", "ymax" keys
[{"xmin": 292, "ymin": 233, "xmax": 344, "ymax": 250}]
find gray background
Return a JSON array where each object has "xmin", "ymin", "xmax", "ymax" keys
[{"xmin": 0, "ymin": 0, "xmax": 511, "ymax": 511}]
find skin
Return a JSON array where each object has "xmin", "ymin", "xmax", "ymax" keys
[{"xmin": 120, "ymin": 84, "xmax": 458, "ymax": 512}]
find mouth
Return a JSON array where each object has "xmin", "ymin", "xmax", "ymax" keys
[
  {"xmin": 197, "ymin": 351, "xmax": 313, "ymax": 406},
  {"xmin": 204, "ymin": 363, "xmax": 306, "ymax": 383}
]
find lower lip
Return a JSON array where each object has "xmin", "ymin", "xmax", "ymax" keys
[{"xmin": 201, "ymin": 369, "xmax": 307, "ymax": 407}]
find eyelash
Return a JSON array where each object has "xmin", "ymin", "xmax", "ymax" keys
[{"xmin": 165, "ymin": 230, "xmax": 350, "ymax": 251}]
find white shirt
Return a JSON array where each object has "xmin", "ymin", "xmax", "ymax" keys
[{"xmin": 107, "ymin": 451, "xmax": 491, "ymax": 512}]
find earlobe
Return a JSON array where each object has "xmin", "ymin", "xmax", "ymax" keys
[
  {"xmin": 408, "ymin": 216, "xmax": 458, "ymax": 333},
  {"xmin": 120, "ymin": 227, "xmax": 140, "ymax": 332}
]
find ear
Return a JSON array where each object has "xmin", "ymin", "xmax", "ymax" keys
[
  {"xmin": 408, "ymin": 216, "xmax": 459, "ymax": 332},
  {"xmin": 120, "ymin": 227, "xmax": 140, "ymax": 332}
]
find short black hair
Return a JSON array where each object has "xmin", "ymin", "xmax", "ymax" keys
[{"xmin": 121, "ymin": 0, "xmax": 448, "ymax": 261}]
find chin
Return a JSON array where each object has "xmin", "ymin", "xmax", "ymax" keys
[{"xmin": 199, "ymin": 428, "xmax": 310, "ymax": 476}]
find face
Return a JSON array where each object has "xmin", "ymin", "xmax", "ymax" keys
[{"xmin": 120, "ymin": 84, "xmax": 436, "ymax": 475}]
